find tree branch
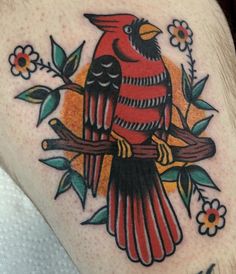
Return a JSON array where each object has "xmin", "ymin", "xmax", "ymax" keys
[{"xmin": 42, "ymin": 119, "xmax": 216, "ymax": 162}]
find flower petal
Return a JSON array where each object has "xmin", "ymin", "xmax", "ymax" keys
[
  {"xmin": 21, "ymin": 70, "xmax": 31, "ymax": 80},
  {"xmin": 11, "ymin": 65, "xmax": 20, "ymax": 76},
  {"xmin": 196, "ymin": 212, "xmax": 205, "ymax": 223},
  {"xmin": 218, "ymin": 205, "xmax": 226, "ymax": 217},
  {"xmin": 199, "ymin": 224, "xmax": 207, "ymax": 234},
  {"xmin": 28, "ymin": 62, "xmax": 37, "ymax": 72},
  {"xmin": 181, "ymin": 20, "xmax": 189, "ymax": 29},
  {"xmin": 211, "ymin": 199, "xmax": 220, "ymax": 209},
  {"xmin": 208, "ymin": 226, "xmax": 217, "ymax": 236},
  {"xmin": 168, "ymin": 25, "xmax": 176, "ymax": 35},
  {"xmin": 173, "ymin": 19, "xmax": 181, "ymax": 27},
  {"xmin": 14, "ymin": 46, "xmax": 24, "ymax": 55},
  {"xmin": 186, "ymin": 28, "xmax": 193, "ymax": 37},
  {"xmin": 203, "ymin": 202, "xmax": 211, "ymax": 212},
  {"xmin": 179, "ymin": 42, "xmax": 187, "ymax": 51},
  {"xmin": 217, "ymin": 217, "xmax": 225, "ymax": 229},
  {"xmin": 186, "ymin": 37, "xmax": 193, "ymax": 45},
  {"xmin": 170, "ymin": 36, "xmax": 180, "ymax": 47},
  {"xmin": 29, "ymin": 52, "xmax": 39, "ymax": 62},
  {"xmin": 9, "ymin": 54, "xmax": 16, "ymax": 65},
  {"xmin": 24, "ymin": 45, "xmax": 33, "ymax": 55}
]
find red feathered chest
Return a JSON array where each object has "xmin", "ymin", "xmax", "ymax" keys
[{"xmin": 112, "ymin": 59, "xmax": 170, "ymax": 144}]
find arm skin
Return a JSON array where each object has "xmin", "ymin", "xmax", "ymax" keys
[{"xmin": 0, "ymin": 0, "xmax": 236, "ymax": 273}]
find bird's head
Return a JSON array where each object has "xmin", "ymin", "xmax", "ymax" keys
[{"xmin": 84, "ymin": 13, "xmax": 163, "ymax": 61}]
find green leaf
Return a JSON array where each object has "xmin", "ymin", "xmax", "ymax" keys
[
  {"xmin": 81, "ymin": 206, "xmax": 107, "ymax": 225},
  {"xmin": 50, "ymin": 35, "xmax": 67, "ymax": 71},
  {"xmin": 192, "ymin": 75, "xmax": 209, "ymax": 100},
  {"xmin": 174, "ymin": 105, "xmax": 189, "ymax": 130},
  {"xmin": 191, "ymin": 115, "xmax": 213, "ymax": 136},
  {"xmin": 15, "ymin": 86, "xmax": 51, "ymax": 104},
  {"xmin": 55, "ymin": 171, "xmax": 72, "ymax": 199},
  {"xmin": 193, "ymin": 99, "xmax": 218, "ymax": 112},
  {"xmin": 187, "ymin": 165, "xmax": 220, "ymax": 191},
  {"xmin": 160, "ymin": 166, "xmax": 181, "ymax": 182},
  {"xmin": 70, "ymin": 170, "xmax": 87, "ymax": 208},
  {"xmin": 39, "ymin": 157, "xmax": 71, "ymax": 170},
  {"xmin": 37, "ymin": 90, "xmax": 60, "ymax": 126},
  {"xmin": 177, "ymin": 168, "xmax": 193, "ymax": 218},
  {"xmin": 63, "ymin": 41, "xmax": 85, "ymax": 78},
  {"xmin": 182, "ymin": 65, "xmax": 192, "ymax": 102}
]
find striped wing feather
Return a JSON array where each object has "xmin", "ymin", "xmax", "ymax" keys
[{"xmin": 83, "ymin": 55, "xmax": 122, "ymax": 196}]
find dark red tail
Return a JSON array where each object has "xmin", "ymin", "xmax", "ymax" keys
[{"xmin": 107, "ymin": 158, "xmax": 182, "ymax": 266}]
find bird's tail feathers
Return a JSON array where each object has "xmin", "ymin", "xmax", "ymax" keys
[{"xmin": 107, "ymin": 157, "xmax": 182, "ymax": 266}]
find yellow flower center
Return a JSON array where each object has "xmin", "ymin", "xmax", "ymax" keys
[
  {"xmin": 15, "ymin": 53, "xmax": 30, "ymax": 72},
  {"xmin": 204, "ymin": 208, "xmax": 220, "ymax": 228},
  {"xmin": 174, "ymin": 26, "xmax": 188, "ymax": 43}
]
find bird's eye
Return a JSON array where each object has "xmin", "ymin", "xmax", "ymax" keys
[{"xmin": 124, "ymin": 25, "xmax": 132, "ymax": 34}]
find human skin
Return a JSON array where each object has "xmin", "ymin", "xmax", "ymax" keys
[{"xmin": 0, "ymin": 0, "xmax": 236, "ymax": 273}]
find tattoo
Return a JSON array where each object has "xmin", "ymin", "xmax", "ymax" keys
[
  {"xmin": 198, "ymin": 263, "xmax": 216, "ymax": 274},
  {"xmin": 9, "ymin": 14, "xmax": 227, "ymax": 266}
]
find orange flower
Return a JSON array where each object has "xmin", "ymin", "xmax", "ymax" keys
[
  {"xmin": 9, "ymin": 45, "xmax": 39, "ymax": 80},
  {"xmin": 196, "ymin": 199, "xmax": 226, "ymax": 237},
  {"xmin": 167, "ymin": 20, "xmax": 193, "ymax": 51}
]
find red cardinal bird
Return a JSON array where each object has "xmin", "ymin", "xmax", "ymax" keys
[{"xmin": 83, "ymin": 13, "xmax": 182, "ymax": 266}]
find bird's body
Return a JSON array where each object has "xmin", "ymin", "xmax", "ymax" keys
[
  {"xmin": 83, "ymin": 13, "xmax": 182, "ymax": 266},
  {"xmin": 112, "ymin": 59, "xmax": 170, "ymax": 144}
]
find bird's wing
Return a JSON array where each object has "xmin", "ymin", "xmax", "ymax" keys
[{"xmin": 83, "ymin": 55, "xmax": 122, "ymax": 196}]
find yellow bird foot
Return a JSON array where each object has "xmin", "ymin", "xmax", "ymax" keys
[
  {"xmin": 152, "ymin": 135, "xmax": 173, "ymax": 165},
  {"xmin": 111, "ymin": 131, "xmax": 132, "ymax": 158}
]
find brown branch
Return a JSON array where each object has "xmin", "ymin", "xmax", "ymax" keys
[{"xmin": 42, "ymin": 119, "xmax": 216, "ymax": 162}]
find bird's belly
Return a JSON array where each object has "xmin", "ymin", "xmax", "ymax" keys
[
  {"xmin": 111, "ymin": 85, "xmax": 168, "ymax": 144},
  {"xmin": 112, "ymin": 107, "xmax": 162, "ymax": 144}
]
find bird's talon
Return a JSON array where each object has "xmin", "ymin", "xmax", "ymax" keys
[
  {"xmin": 117, "ymin": 140, "xmax": 122, "ymax": 157},
  {"xmin": 121, "ymin": 140, "xmax": 127, "ymax": 158},
  {"xmin": 152, "ymin": 135, "xmax": 173, "ymax": 165},
  {"xmin": 161, "ymin": 144, "xmax": 168, "ymax": 165},
  {"xmin": 111, "ymin": 131, "xmax": 132, "ymax": 158}
]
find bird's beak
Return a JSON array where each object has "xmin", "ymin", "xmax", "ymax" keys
[{"xmin": 139, "ymin": 23, "xmax": 162, "ymax": 40}]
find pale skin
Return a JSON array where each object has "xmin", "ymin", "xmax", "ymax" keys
[{"xmin": 0, "ymin": 0, "xmax": 236, "ymax": 273}]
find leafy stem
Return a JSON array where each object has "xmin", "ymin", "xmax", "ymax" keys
[
  {"xmin": 185, "ymin": 102, "xmax": 191, "ymax": 121},
  {"xmin": 186, "ymin": 45, "xmax": 197, "ymax": 86},
  {"xmin": 173, "ymin": 103, "xmax": 190, "ymax": 130},
  {"xmin": 36, "ymin": 58, "xmax": 61, "ymax": 77},
  {"xmin": 69, "ymin": 153, "xmax": 81, "ymax": 164},
  {"xmin": 57, "ymin": 83, "xmax": 84, "ymax": 95},
  {"xmin": 193, "ymin": 182, "xmax": 208, "ymax": 204},
  {"xmin": 184, "ymin": 45, "xmax": 197, "ymax": 121},
  {"xmin": 36, "ymin": 59, "xmax": 72, "ymax": 84}
]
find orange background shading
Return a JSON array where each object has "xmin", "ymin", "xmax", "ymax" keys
[{"xmin": 60, "ymin": 58, "xmax": 205, "ymax": 196}]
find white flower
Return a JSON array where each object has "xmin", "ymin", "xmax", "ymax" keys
[
  {"xmin": 9, "ymin": 45, "xmax": 39, "ymax": 80},
  {"xmin": 196, "ymin": 199, "xmax": 226, "ymax": 237},
  {"xmin": 167, "ymin": 19, "xmax": 193, "ymax": 52}
]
